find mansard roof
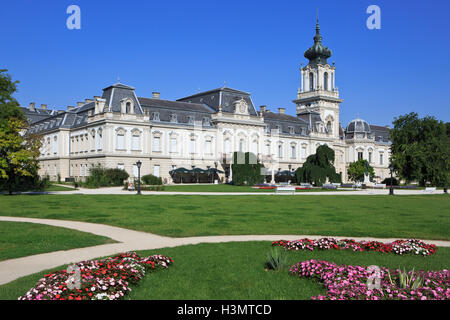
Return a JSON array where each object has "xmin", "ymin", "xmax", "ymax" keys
[{"xmin": 177, "ymin": 86, "xmax": 258, "ymax": 116}]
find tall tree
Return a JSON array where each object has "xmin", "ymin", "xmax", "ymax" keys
[
  {"xmin": 390, "ymin": 112, "xmax": 449, "ymax": 188},
  {"xmin": 347, "ymin": 159, "xmax": 375, "ymax": 183},
  {"xmin": 0, "ymin": 70, "xmax": 42, "ymax": 194}
]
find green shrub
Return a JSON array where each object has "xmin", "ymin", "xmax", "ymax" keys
[
  {"xmin": 84, "ymin": 165, "xmax": 129, "ymax": 188},
  {"xmin": 141, "ymin": 174, "xmax": 163, "ymax": 185},
  {"xmin": 231, "ymin": 152, "xmax": 265, "ymax": 186}
]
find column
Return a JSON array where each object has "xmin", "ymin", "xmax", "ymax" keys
[{"xmin": 300, "ymin": 69, "xmax": 304, "ymax": 92}]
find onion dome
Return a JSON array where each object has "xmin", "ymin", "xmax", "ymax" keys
[
  {"xmin": 304, "ymin": 17, "xmax": 332, "ymax": 65},
  {"xmin": 346, "ymin": 119, "xmax": 371, "ymax": 134}
]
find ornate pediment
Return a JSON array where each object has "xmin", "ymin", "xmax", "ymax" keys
[{"xmin": 233, "ymin": 98, "xmax": 249, "ymax": 115}]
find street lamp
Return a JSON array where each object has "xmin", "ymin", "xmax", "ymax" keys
[
  {"xmin": 136, "ymin": 160, "xmax": 142, "ymax": 195},
  {"xmin": 207, "ymin": 165, "xmax": 211, "ymax": 183},
  {"xmin": 389, "ymin": 165, "xmax": 394, "ymax": 195}
]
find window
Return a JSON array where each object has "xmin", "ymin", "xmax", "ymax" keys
[
  {"xmin": 224, "ymin": 139, "xmax": 231, "ymax": 154},
  {"xmin": 153, "ymin": 136, "xmax": 161, "ymax": 152},
  {"xmin": 188, "ymin": 115, "xmax": 194, "ymax": 125},
  {"xmin": 291, "ymin": 145, "xmax": 297, "ymax": 159},
  {"xmin": 278, "ymin": 144, "xmax": 283, "ymax": 158},
  {"xmin": 289, "ymin": 127, "xmax": 294, "ymax": 134},
  {"xmin": 170, "ymin": 138, "xmax": 177, "ymax": 153},
  {"xmin": 190, "ymin": 138, "xmax": 195, "ymax": 154},
  {"xmin": 239, "ymin": 139, "xmax": 244, "ymax": 152},
  {"xmin": 205, "ymin": 140, "xmax": 211, "ymax": 154},
  {"xmin": 380, "ymin": 153, "xmax": 384, "ymax": 165},
  {"xmin": 301, "ymin": 145, "xmax": 307, "ymax": 159},
  {"xmin": 358, "ymin": 152, "xmax": 363, "ymax": 161},
  {"xmin": 54, "ymin": 164, "xmax": 57, "ymax": 176},
  {"xmin": 326, "ymin": 121, "xmax": 332, "ymax": 134},
  {"xmin": 170, "ymin": 114, "xmax": 177, "ymax": 123},
  {"xmin": 309, "ymin": 72, "xmax": 314, "ymax": 91},
  {"xmin": 324, "ymin": 72, "xmax": 328, "ymax": 91},
  {"xmin": 117, "ymin": 133, "xmax": 125, "ymax": 150},
  {"xmin": 154, "ymin": 165, "xmax": 160, "ymax": 177},
  {"xmin": 117, "ymin": 163, "xmax": 124, "ymax": 171},
  {"xmin": 152, "ymin": 112, "xmax": 160, "ymax": 121},
  {"xmin": 368, "ymin": 151, "xmax": 373, "ymax": 163},
  {"xmin": 126, "ymin": 102, "xmax": 131, "ymax": 113},
  {"xmin": 251, "ymin": 141, "xmax": 258, "ymax": 155},
  {"xmin": 132, "ymin": 135, "xmax": 140, "ymax": 151},
  {"xmin": 266, "ymin": 144, "xmax": 270, "ymax": 155}
]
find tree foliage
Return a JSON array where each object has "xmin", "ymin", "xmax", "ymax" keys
[
  {"xmin": 0, "ymin": 70, "xmax": 42, "ymax": 194},
  {"xmin": 347, "ymin": 159, "xmax": 375, "ymax": 183},
  {"xmin": 390, "ymin": 112, "xmax": 449, "ymax": 187},
  {"xmin": 295, "ymin": 145, "xmax": 341, "ymax": 186},
  {"xmin": 231, "ymin": 152, "xmax": 265, "ymax": 186}
]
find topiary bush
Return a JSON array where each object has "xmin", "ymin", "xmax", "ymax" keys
[
  {"xmin": 231, "ymin": 152, "xmax": 265, "ymax": 186},
  {"xmin": 141, "ymin": 174, "xmax": 163, "ymax": 185}
]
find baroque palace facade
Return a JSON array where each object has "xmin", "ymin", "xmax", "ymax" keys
[{"xmin": 22, "ymin": 20, "xmax": 391, "ymax": 184}]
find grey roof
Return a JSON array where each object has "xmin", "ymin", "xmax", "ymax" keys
[
  {"xmin": 177, "ymin": 87, "xmax": 258, "ymax": 116},
  {"xmin": 102, "ymin": 83, "xmax": 143, "ymax": 114},
  {"xmin": 370, "ymin": 124, "xmax": 391, "ymax": 143},
  {"xmin": 263, "ymin": 111, "xmax": 309, "ymax": 135},
  {"xmin": 346, "ymin": 118, "xmax": 371, "ymax": 133}
]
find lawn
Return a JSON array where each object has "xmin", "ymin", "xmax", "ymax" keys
[
  {"xmin": 44, "ymin": 184, "xmax": 76, "ymax": 192},
  {"xmin": 1, "ymin": 241, "xmax": 449, "ymax": 300},
  {"xmin": 0, "ymin": 194, "xmax": 448, "ymax": 240},
  {"xmin": 0, "ymin": 221, "xmax": 116, "ymax": 261}
]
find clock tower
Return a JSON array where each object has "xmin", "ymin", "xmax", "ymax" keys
[{"xmin": 293, "ymin": 16, "xmax": 343, "ymax": 138}]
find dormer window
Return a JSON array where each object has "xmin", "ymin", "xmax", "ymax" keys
[
  {"xmin": 202, "ymin": 117, "xmax": 211, "ymax": 127},
  {"xmin": 188, "ymin": 115, "xmax": 195, "ymax": 125},
  {"xmin": 170, "ymin": 113, "xmax": 177, "ymax": 123},
  {"xmin": 288, "ymin": 126, "xmax": 294, "ymax": 134},
  {"xmin": 152, "ymin": 112, "xmax": 160, "ymax": 121}
]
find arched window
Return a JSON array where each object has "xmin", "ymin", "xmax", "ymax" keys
[
  {"xmin": 126, "ymin": 102, "xmax": 131, "ymax": 113},
  {"xmin": 324, "ymin": 72, "xmax": 328, "ymax": 91},
  {"xmin": 326, "ymin": 121, "xmax": 332, "ymax": 134},
  {"xmin": 309, "ymin": 72, "xmax": 314, "ymax": 91},
  {"xmin": 239, "ymin": 139, "xmax": 244, "ymax": 152}
]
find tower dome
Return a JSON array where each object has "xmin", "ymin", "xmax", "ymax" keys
[
  {"xmin": 346, "ymin": 118, "xmax": 371, "ymax": 134},
  {"xmin": 304, "ymin": 16, "xmax": 332, "ymax": 65}
]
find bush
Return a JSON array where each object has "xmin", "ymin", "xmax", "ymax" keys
[
  {"xmin": 231, "ymin": 152, "xmax": 265, "ymax": 186},
  {"xmin": 0, "ymin": 173, "xmax": 50, "ymax": 192},
  {"xmin": 381, "ymin": 177, "xmax": 399, "ymax": 186},
  {"xmin": 141, "ymin": 174, "xmax": 162, "ymax": 185},
  {"xmin": 83, "ymin": 165, "xmax": 129, "ymax": 188}
]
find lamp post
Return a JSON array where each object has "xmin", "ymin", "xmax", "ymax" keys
[
  {"xmin": 207, "ymin": 165, "xmax": 211, "ymax": 183},
  {"xmin": 389, "ymin": 165, "xmax": 394, "ymax": 195},
  {"xmin": 136, "ymin": 160, "xmax": 142, "ymax": 195}
]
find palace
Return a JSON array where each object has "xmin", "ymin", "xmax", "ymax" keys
[{"xmin": 22, "ymin": 19, "xmax": 391, "ymax": 184}]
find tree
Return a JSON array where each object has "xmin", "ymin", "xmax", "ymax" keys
[
  {"xmin": 390, "ymin": 112, "xmax": 449, "ymax": 188},
  {"xmin": 295, "ymin": 145, "xmax": 341, "ymax": 186},
  {"xmin": 0, "ymin": 70, "xmax": 42, "ymax": 194},
  {"xmin": 231, "ymin": 152, "xmax": 265, "ymax": 186},
  {"xmin": 347, "ymin": 159, "xmax": 375, "ymax": 183}
]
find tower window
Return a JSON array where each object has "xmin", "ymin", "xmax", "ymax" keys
[
  {"xmin": 324, "ymin": 72, "xmax": 328, "ymax": 91},
  {"xmin": 309, "ymin": 72, "xmax": 314, "ymax": 91}
]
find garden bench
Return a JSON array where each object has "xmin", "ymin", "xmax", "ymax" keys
[
  {"xmin": 275, "ymin": 186, "xmax": 296, "ymax": 195},
  {"xmin": 373, "ymin": 184, "xmax": 386, "ymax": 189},
  {"xmin": 424, "ymin": 187, "xmax": 436, "ymax": 193}
]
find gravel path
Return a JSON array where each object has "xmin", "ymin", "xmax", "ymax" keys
[{"xmin": 0, "ymin": 216, "xmax": 449, "ymax": 286}]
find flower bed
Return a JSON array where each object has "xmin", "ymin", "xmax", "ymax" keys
[
  {"xmin": 18, "ymin": 252, "xmax": 173, "ymax": 300},
  {"xmin": 273, "ymin": 238, "xmax": 436, "ymax": 256},
  {"xmin": 290, "ymin": 259, "xmax": 450, "ymax": 300}
]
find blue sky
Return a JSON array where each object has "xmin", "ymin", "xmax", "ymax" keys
[{"xmin": 1, "ymin": 0, "xmax": 449, "ymax": 126}]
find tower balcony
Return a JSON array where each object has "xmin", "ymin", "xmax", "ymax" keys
[{"xmin": 295, "ymin": 88, "xmax": 342, "ymax": 104}]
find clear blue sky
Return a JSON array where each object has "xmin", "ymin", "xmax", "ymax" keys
[{"xmin": 1, "ymin": 0, "xmax": 449, "ymax": 126}]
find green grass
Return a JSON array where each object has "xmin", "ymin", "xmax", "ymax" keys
[
  {"xmin": 1, "ymin": 241, "xmax": 449, "ymax": 300},
  {"xmin": 44, "ymin": 184, "xmax": 75, "ymax": 192},
  {"xmin": 0, "ymin": 194, "xmax": 448, "ymax": 240},
  {"xmin": 0, "ymin": 221, "xmax": 116, "ymax": 261}
]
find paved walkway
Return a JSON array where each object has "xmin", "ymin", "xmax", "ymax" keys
[
  {"xmin": 1, "ymin": 216, "xmax": 449, "ymax": 286},
  {"xmin": 12, "ymin": 186, "xmax": 447, "ymax": 196}
]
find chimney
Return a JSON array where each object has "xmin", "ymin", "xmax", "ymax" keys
[
  {"xmin": 85, "ymin": 98, "xmax": 94, "ymax": 104},
  {"xmin": 29, "ymin": 102, "xmax": 36, "ymax": 112},
  {"xmin": 41, "ymin": 104, "xmax": 47, "ymax": 111},
  {"xmin": 278, "ymin": 108, "xmax": 285, "ymax": 115},
  {"xmin": 259, "ymin": 105, "xmax": 267, "ymax": 114},
  {"xmin": 152, "ymin": 92, "xmax": 160, "ymax": 99},
  {"xmin": 94, "ymin": 96, "xmax": 106, "ymax": 114},
  {"xmin": 67, "ymin": 106, "xmax": 75, "ymax": 111}
]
